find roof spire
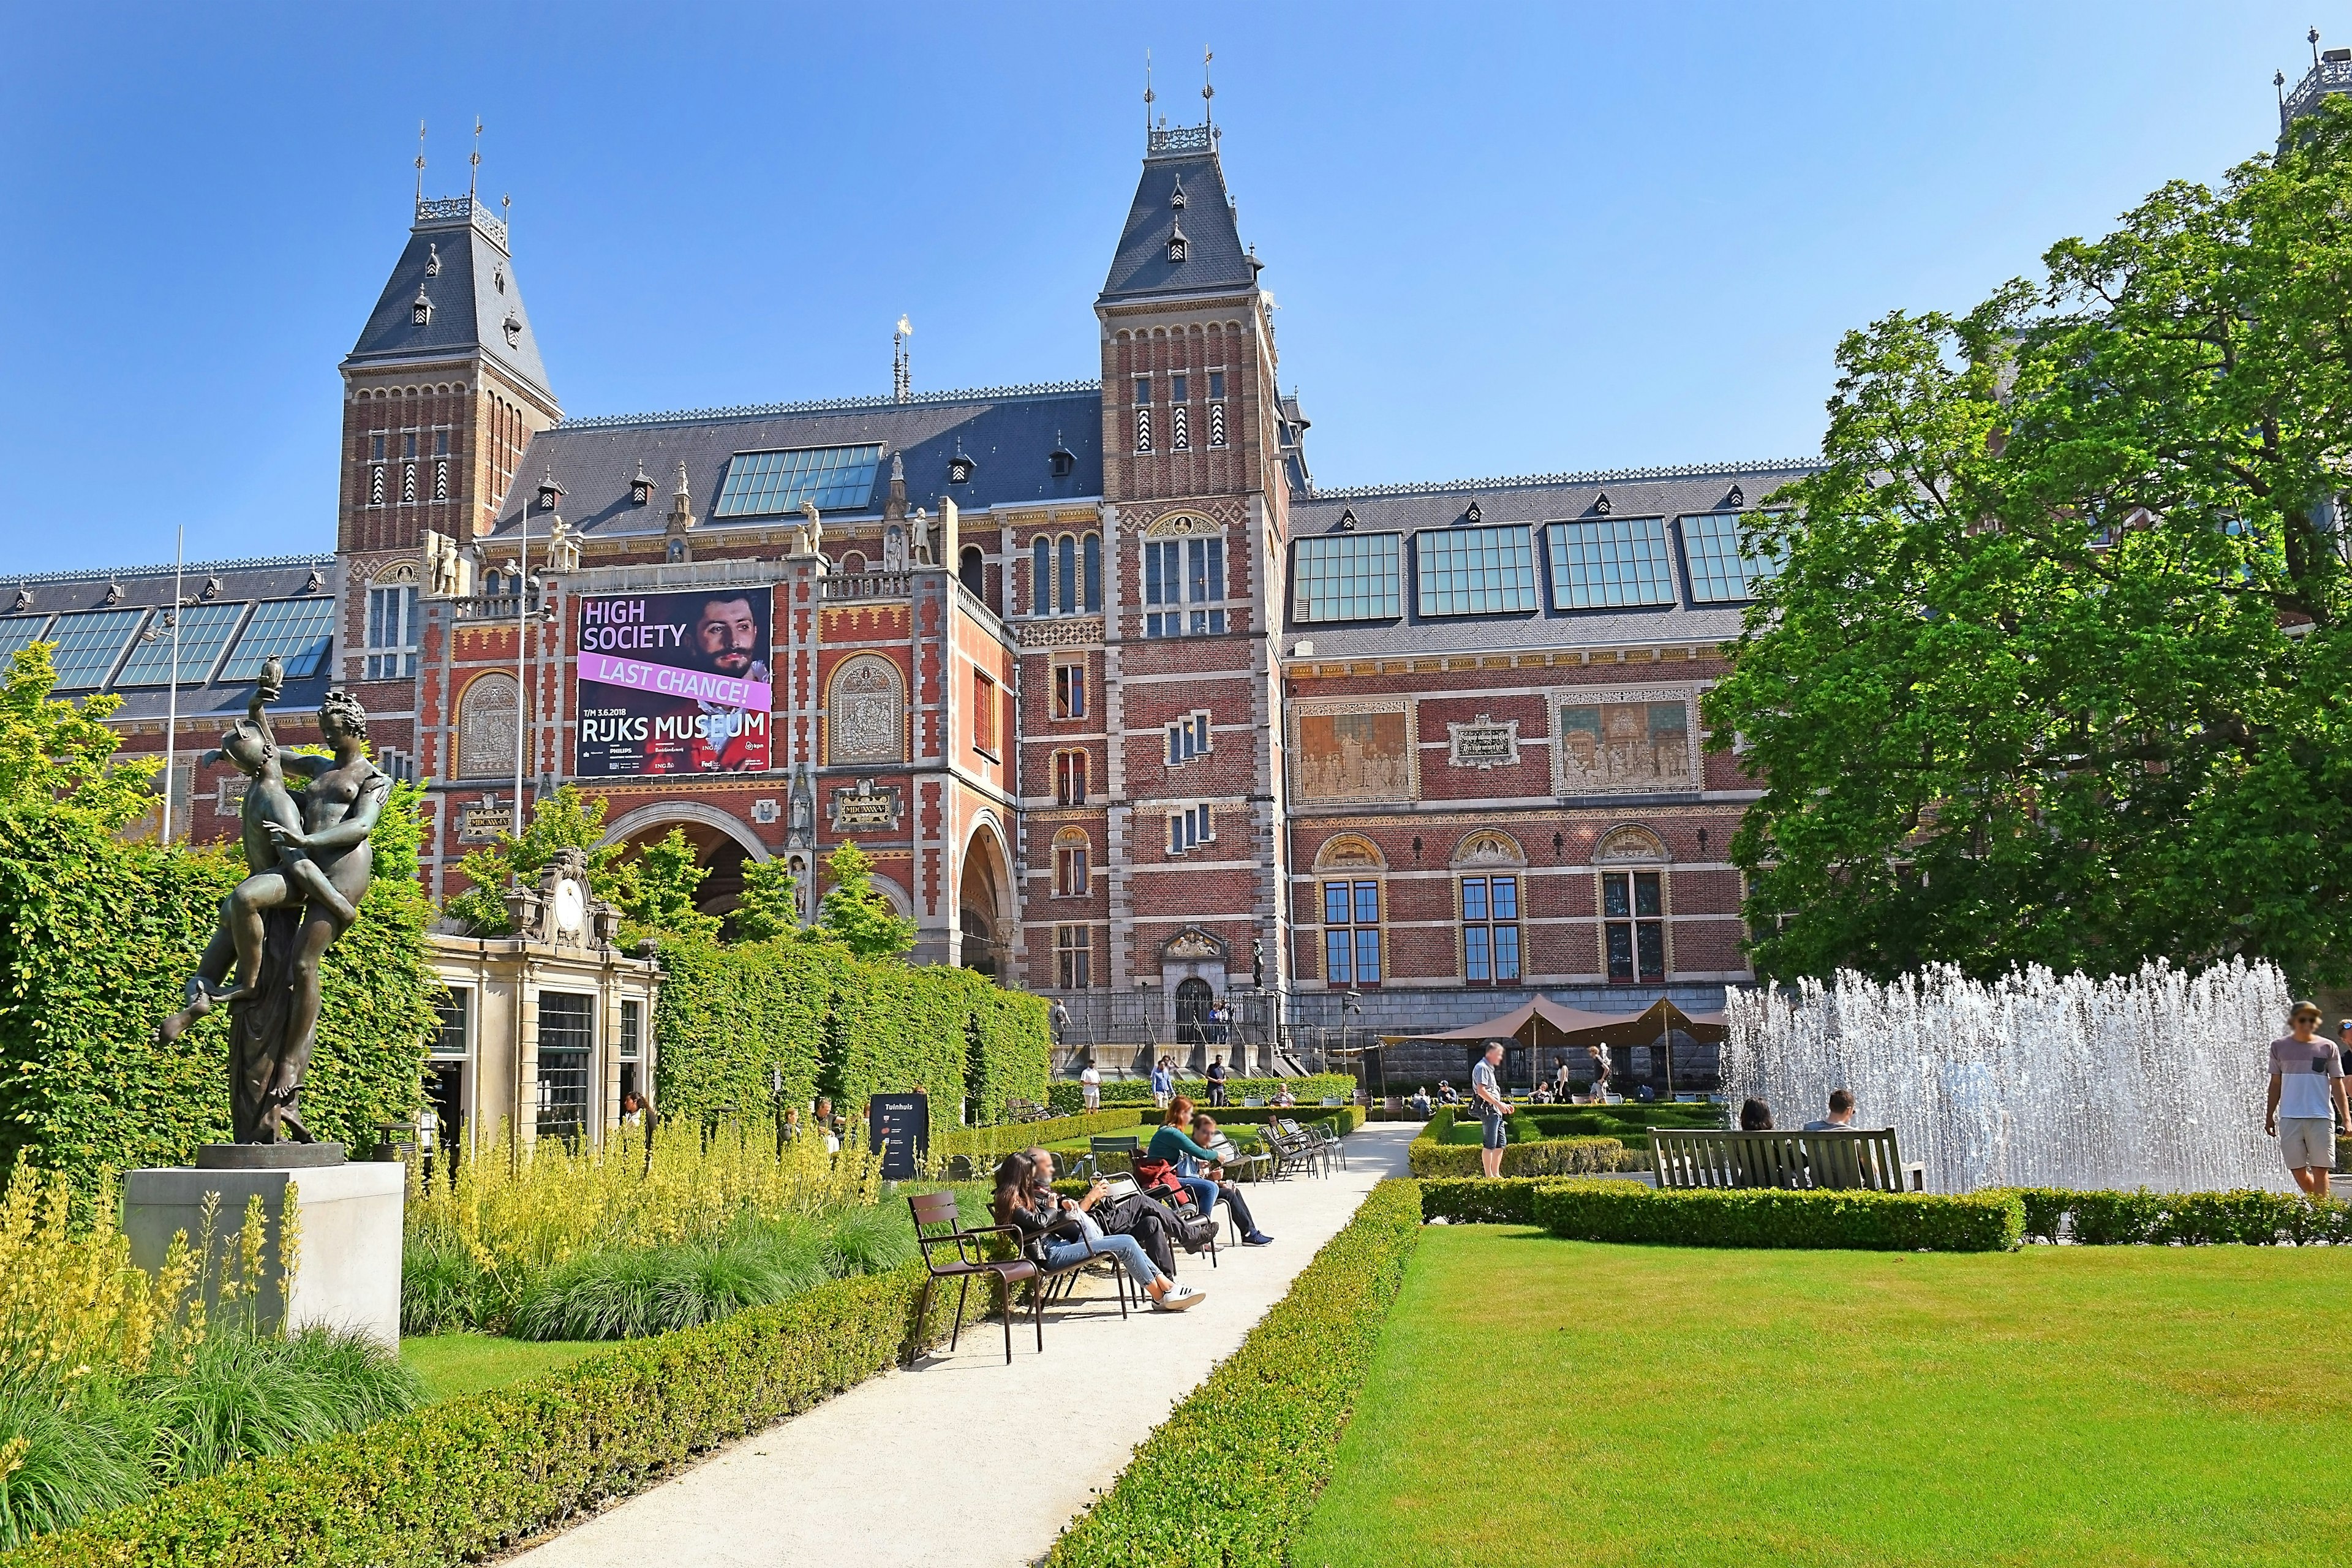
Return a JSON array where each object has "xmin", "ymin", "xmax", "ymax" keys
[
  {"xmin": 894, "ymin": 314, "xmax": 913, "ymax": 402},
  {"xmin": 1202, "ymin": 48, "xmax": 1214, "ymax": 126},
  {"xmin": 469, "ymin": 116, "xmax": 482, "ymax": 200},
  {"xmin": 414, "ymin": 119, "xmax": 426, "ymax": 202},
  {"xmin": 1144, "ymin": 49, "xmax": 1155, "ymax": 148}
]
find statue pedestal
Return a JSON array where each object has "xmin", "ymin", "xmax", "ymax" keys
[{"xmin": 124, "ymin": 1156, "xmax": 404, "ymax": 1346}]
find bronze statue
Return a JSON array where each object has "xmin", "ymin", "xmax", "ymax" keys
[{"xmin": 157, "ymin": 665, "xmax": 390, "ymax": 1144}]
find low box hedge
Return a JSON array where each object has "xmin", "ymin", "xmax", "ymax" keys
[
  {"xmin": 1990, "ymin": 1186, "xmax": 2352, "ymax": 1246},
  {"xmin": 1529, "ymin": 1180, "xmax": 2024, "ymax": 1252},
  {"xmin": 1046, "ymin": 1178, "xmax": 1425, "ymax": 1568},
  {"xmin": 2, "ymin": 1262, "xmax": 979, "ymax": 1568},
  {"xmin": 932, "ymin": 1106, "xmax": 1148, "ymax": 1163},
  {"xmin": 1047, "ymin": 1074, "xmax": 1356, "ymax": 1115},
  {"xmin": 1408, "ymin": 1107, "xmax": 1622, "ymax": 1179},
  {"xmin": 1418, "ymin": 1177, "xmax": 1561, "ymax": 1226}
]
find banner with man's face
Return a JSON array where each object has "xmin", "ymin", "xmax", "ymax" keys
[{"xmin": 574, "ymin": 589, "xmax": 773, "ymax": 776}]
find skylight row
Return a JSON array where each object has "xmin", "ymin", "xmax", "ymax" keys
[
  {"xmin": 1291, "ymin": 512, "xmax": 1786, "ymax": 624},
  {"xmin": 712, "ymin": 444, "xmax": 885, "ymax": 518},
  {"xmin": 0, "ymin": 596, "xmax": 336, "ymax": 692}
]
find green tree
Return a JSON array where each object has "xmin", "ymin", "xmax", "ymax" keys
[
  {"xmin": 1707, "ymin": 105, "xmax": 2352, "ymax": 986},
  {"xmin": 816, "ymin": 842, "xmax": 916, "ymax": 957},
  {"xmin": 612, "ymin": 827, "xmax": 720, "ymax": 942},
  {"xmin": 443, "ymin": 783, "xmax": 627, "ymax": 935},
  {"xmin": 731, "ymin": 854, "xmax": 801, "ymax": 943},
  {"xmin": 0, "ymin": 643, "xmax": 159, "ymax": 828}
]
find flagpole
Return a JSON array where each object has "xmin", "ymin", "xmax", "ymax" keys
[
  {"xmin": 162, "ymin": 527, "xmax": 184, "ymax": 844},
  {"xmin": 514, "ymin": 497, "xmax": 530, "ymax": 839}
]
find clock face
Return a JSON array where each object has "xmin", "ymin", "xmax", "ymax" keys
[{"xmin": 552, "ymin": 878, "xmax": 587, "ymax": 934}]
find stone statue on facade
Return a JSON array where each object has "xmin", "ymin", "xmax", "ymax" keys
[{"xmin": 156, "ymin": 669, "xmax": 391, "ymax": 1147}]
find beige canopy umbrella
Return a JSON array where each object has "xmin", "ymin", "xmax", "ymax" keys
[{"xmin": 1384, "ymin": 996, "xmax": 1730, "ymax": 1098}]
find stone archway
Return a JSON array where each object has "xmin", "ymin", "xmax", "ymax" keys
[
  {"xmin": 600, "ymin": 801, "xmax": 769, "ymax": 918},
  {"xmin": 957, "ymin": 816, "xmax": 1016, "ymax": 978}
]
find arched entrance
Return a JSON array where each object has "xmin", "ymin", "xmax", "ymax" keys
[
  {"xmin": 600, "ymin": 802, "xmax": 769, "ymax": 919},
  {"xmin": 957, "ymin": 816, "xmax": 1015, "ymax": 977},
  {"xmin": 1175, "ymin": 978, "xmax": 1214, "ymax": 1046}
]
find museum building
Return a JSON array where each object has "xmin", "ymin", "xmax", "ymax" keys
[{"xmin": 1, "ymin": 111, "xmax": 1806, "ymax": 1071}]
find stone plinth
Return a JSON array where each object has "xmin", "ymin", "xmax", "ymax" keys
[{"xmin": 124, "ymin": 1158, "xmax": 404, "ymax": 1346}]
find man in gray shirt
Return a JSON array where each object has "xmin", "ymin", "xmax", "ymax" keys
[
  {"xmin": 1803, "ymin": 1088, "xmax": 1859, "ymax": 1133},
  {"xmin": 1471, "ymin": 1041, "xmax": 1513, "ymax": 1177}
]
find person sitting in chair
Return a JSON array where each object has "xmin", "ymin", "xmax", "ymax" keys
[
  {"xmin": 1188, "ymin": 1112, "xmax": 1273, "ymax": 1246},
  {"xmin": 990, "ymin": 1152, "xmax": 1200, "ymax": 1313},
  {"xmin": 1025, "ymin": 1146, "xmax": 1183, "ymax": 1280}
]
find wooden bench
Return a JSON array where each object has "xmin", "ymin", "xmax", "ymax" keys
[{"xmin": 1650, "ymin": 1128, "xmax": 1925, "ymax": 1192}]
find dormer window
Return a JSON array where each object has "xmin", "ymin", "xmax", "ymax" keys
[
  {"xmin": 102, "ymin": 579, "xmax": 123, "ymax": 605},
  {"xmin": 947, "ymin": 454, "xmax": 975, "ymax": 485},
  {"xmin": 630, "ymin": 462, "xmax": 654, "ymax": 507},
  {"xmin": 1337, "ymin": 507, "xmax": 1358, "ymax": 531},
  {"xmin": 536, "ymin": 470, "xmax": 564, "ymax": 512},
  {"xmin": 412, "ymin": 287, "xmax": 432, "ymax": 328},
  {"xmin": 1170, "ymin": 179, "xmax": 1187, "ymax": 209},
  {"xmin": 201, "ymin": 576, "xmax": 222, "ymax": 601},
  {"xmin": 1049, "ymin": 442, "xmax": 1075, "ymax": 479},
  {"xmin": 1593, "ymin": 491, "xmax": 1612, "ymax": 516},
  {"xmin": 1464, "ymin": 500, "xmax": 1483, "ymax": 525},
  {"xmin": 503, "ymin": 314, "xmax": 522, "ymax": 348},
  {"xmin": 494, "ymin": 265, "xmax": 506, "ymax": 293},
  {"xmin": 1727, "ymin": 483, "xmax": 1746, "ymax": 508},
  {"xmin": 424, "ymin": 243, "xmax": 441, "ymax": 277},
  {"xmin": 1167, "ymin": 219, "xmax": 1187, "ymax": 265}
]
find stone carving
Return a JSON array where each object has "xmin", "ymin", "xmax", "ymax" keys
[
  {"xmin": 458, "ymin": 673, "xmax": 519, "ymax": 778},
  {"xmin": 1453, "ymin": 829, "xmax": 1526, "ymax": 868},
  {"xmin": 156, "ymin": 669, "xmax": 390, "ymax": 1146},
  {"xmin": 424, "ymin": 530, "xmax": 467, "ymax": 597},
  {"xmin": 1446, "ymin": 714, "xmax": 1521, "ymax": 770},
  {"xmin": 828, "ymin": 655, "xmax": 904, "ymax": 764},
  {"xmin": 1162, "ymin": 925, "xmax": 1227, "ymax": 962},
  {"xmin": 830, "ymin": 780, "xmax": 902, "ymax": 832}
]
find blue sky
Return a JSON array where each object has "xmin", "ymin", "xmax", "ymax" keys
[{"xmin": 0, "ymin": 3, "xmax": 2326, "ymax": 573}]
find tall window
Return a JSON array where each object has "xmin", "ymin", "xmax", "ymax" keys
[
  {"xmin": 1134, "ymin": 376, "xmax": 1153, "ymax": 453},
  {"xmin": 433, "ymin": 986, "xmax": 472, "ymax": 1059},
  {"xmin": 1033, "ymin": 533, "xmax": 1103, "ymax": 616},
  {"xmin": 1167, "ymin": 804, "xmax": 1213, "ymax": 854},
  {"xmin": 1208, "ymin": 369, "xmax": 1227, "ymax": 448},
  {"xmin": 535, "ymin": 992, "xmax": 594, "ymax": 1144},
  {"xmin": 973, "ymin": 668, "xmax": 1000, "ymax": 756},
  {"xmin": 1322, "ymin": 880, "xmax": 1382, "ymax": 987},
  {"xmin": 1053, "ymin": 659, "xmax": 1087, "ymax": 720},
  {"xmin": 1172, "ymin": 373, "xmax": 1191, "ymax": 451},
  {"xmin": 1054, "ymin": 748, "xmax": 1089, "ymax": 806},
  {"xmin": 1056, "ymin": 925, "xmax": 1093, "ymax": 989},
  {"xmin": 1054, "ymin": 830, "xmax": 1090, "ymax": 897},
  {"xmin": 1461, "ymin": 875, "xmax": 1521, "ymax": 984},
  {"xmin": 1144, "ymin": 535, "xmax": 1225, "ymax": 636},
  {"xmin": 1602, "ymin": 870, "xmax": 1666, "ymax": 983},
  {"xmin": 365, "ymin": 582, "xmax": 418, "ymax": 679},
  {"xmin": 1057, "ymin": 535, "xmax": 1077, "ymax": 613},
  {"xmin": 1166, "ymin": 709, "xmax": 1212, "ymax": 765}
]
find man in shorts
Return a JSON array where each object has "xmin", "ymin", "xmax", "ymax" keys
[
  {"xmin": 2267, "ymin": 1001, "xmax": 2350, "ymax": 1197},
  {"xmin": 1471, "ymin": 1040, "xmax": 1513, "ymax": 1178}
]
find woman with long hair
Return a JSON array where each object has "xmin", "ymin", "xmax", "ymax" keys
[
  {"xmin": 1147, "ymin": 1096, "xmax": 1226, "ymax": 1226},
  {"xmin": 990, "ymin": 1152, "xmax": 1202, "ymax": 1312}
]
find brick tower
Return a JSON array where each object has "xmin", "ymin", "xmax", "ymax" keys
[
  {"xmin": 1060, "ymin": 107, "xmax": 1294, "ymax": 1063},
  {"xmin": 334, "ymin": 187, "xmax": 561, "ymax": 773}
]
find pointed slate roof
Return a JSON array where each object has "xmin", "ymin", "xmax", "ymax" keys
[
  {"xmin": 342, "ymin": 196, "xmax": 555, "ymax": 403},
  {"xmin": 1098, "ymin": 127, "xmax": 1257, "ymax": 306}
]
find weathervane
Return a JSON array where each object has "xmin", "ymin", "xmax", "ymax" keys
[
  {"xmin": 470, "ymin": 116, "xmax": 482, "ymax": 199},
  {"xmin": 414, "ymin": 119, "xmax": 426, "ymax": 202},
  {"xmin": 1144, "ymin": 48, "xmax": 1155, "ymax": 142},
  {"xmin": 1202, "ymin": 47, "xmax": 1215, "ymax": 126}
]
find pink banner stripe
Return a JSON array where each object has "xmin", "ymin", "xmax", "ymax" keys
[{"xmin": 577, "ymin": 651, "xmax": 772, "ymax": 712}]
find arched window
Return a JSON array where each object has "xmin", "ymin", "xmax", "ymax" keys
[
  {"xmin": 1453, "ymin": 831, "xmax": 1528, "ymax": 986},
  {"xmin": 364, "ymin": 565, "xmax": 420, "ymax": 680},
  {"xmin": 1082, "ymin": 532, "xmax": 1101, "ymax": 612},
  {"xmin": 840, "ymin": 550, "xmax": 867, "ymax": 574},
  {"xmin": 827, "ymin": 653, "xmax": 905, "ymax": 764},
  {"xmin": 1058, "ymin": 534, "xmax": 1077, "ymax": 614},
  {"xmin": 456, "ymin": 672, "xmax": 519, "ymax": 779},
  {"xmin": 959, "ymin": 545, "xmax": 986, "ymax": 601},
  {"xmin": 1594, "ymin": 826, "xmax": 1668, "ymax": 984},
  {"xmin": 1053, "ymin": 827, "xmax": 1090, "ymax": 898},
  {"xmin": 1314, "ymin": 835, "xmax": 1385, "ymax": 988},
  {"xmin": 1032, "ymin": 537, "xmax": 1051, "ymax": 614}
]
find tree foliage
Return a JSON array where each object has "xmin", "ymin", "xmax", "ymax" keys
[
  {"xmin": 731, "ymin": 856, "xmax": 800, "ymax": 943},
  {"xmin": 442, "ymin": 784, "xmax": 627, "ymax": 936},
  {"xmin": 815, "ymin": 843, "xmax": 915, "ymax": 957},
  {"xmin": 609, "ymin": 827, "xmax": 718, "ymax": 943},
  {"xmin": 1708, "ymin": 105, "xmax": 2352, "ymax": 985},
  {"xmin": 0, "ymin": 644, "xmax": 159, "ymax": 829}
]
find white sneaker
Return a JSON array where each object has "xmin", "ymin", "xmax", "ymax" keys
[{"xmin": 1153, "ymin": 1284, "xmax": 1205, "ymax": 1311}]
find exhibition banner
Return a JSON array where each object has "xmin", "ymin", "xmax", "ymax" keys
[{"xmin": 574, "ymin": 589, "xmax": 772, "ymax": 776}]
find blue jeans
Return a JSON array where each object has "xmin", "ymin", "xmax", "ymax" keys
[
  {"xmin": 1040, "ymin": 1232, "xmax": 1163, "ymax": 1290},
  {"xmin": 1178, "ymin": 1175, "xmax": 1219, "ymax": 1223}
]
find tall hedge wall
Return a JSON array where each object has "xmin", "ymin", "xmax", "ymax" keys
[
  {"xmin": 0, "ymin": 802, "xmax": 439, "ymax": 1191},
  {"xmin": 651, "ymin": 936, "xmax": 1048, "ymax": 1125}
]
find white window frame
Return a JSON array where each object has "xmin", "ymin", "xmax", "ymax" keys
[{"xmin": 1165, "ymin": 709, "xmax": 1212, "ymax": 766}]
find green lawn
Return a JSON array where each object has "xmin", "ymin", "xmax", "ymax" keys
[
  {"xmin": 1295, "ymin": 1226, "xmax": 2352, "ymax": 1568},
  {"xmin": 400, "ymin": 1333, "xmax": 608, "ymax": 1403}
]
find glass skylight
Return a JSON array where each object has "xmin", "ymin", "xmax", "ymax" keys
[
  {"xmin": 1293, "ymin": 533, "xmax": 1402, "ymax": 622},
  {"xmin": 226, "ymin": 598, "xmax": 338, "ymax": 681},
  {"xmin": 711, "ymin": 444, "xmax": 885, "ymax": 517},
  {"xmin": 1681, "ymin": 511, "xmax": 1787, "ymax": 603},
  {"xmin": 0, "ymin": 616, "xmax": 55, "ymax": 665},
  {"xmin": 114, "ymin": 601, "xmax": 249, "ymax": 687},
  {"xmin": 1547, "ymin": 518, "xmax": 1678, "ymax": 609},
  {"xmin": 1414, "ymin": 524, "xmax": 1539, "ymax": 616},
  {"xmin": 43, "ymin": 609, "xmax": 149, "ymax": 689}
]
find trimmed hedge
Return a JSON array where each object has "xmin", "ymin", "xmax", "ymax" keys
[
  {"xmin": 652, "ymin": 936, "xmax": 1049, "ymax": 1126},
  {"xmin": 0, "ymin": 797, "xmax": 438, "ymax": 1191},
  {"xmin": 1991, "ymin": 1186, "xmax": 2352, "ymax": 1246},
  {"xmin": 933, "ymin": 1107, "xmax": 1148, "ymax": 1162},
  {"xmin": 1046, "ymin": 1179, "xmax": 1425, "ymax": 1568},
  {"xmin": 1047, "ymin": 1074, "xmax": 1355, "ymax": 1115},
  {"xmin": 1530, "ymin": 1180, "xmax": 2024, "ymax": 1252},
  {"xmin": 1408, "ymin": 1107, "xmax": 1623, "ymax": 1178},
  {"xmin": 1418, "ymin": 1177, "xmax": 1560, "ymax": 1226},
  {"xmin": 0, "ymin": 1260, "xmax": 979, "ymax": 1568}
]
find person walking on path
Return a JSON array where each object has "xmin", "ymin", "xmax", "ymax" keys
[
  {"xmin": 1472, "ymin": 1040, "xmax": 1513, "ymax": 1178},
  {"xmin": 1583, "ymin": 1044, "xmax": 1611, "ymax": 1104},
  {"xmin": 2268, "ymin": 1000, "xmax": 2350, "ymax": 1197},
  {"xmin": 1150, "ymin": 1056, "xmax": 1174, "ymax": 1110},
  {"xmin": 1080, "ymin": 1061, "xmax": 1102, "ymax": 1112}
]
